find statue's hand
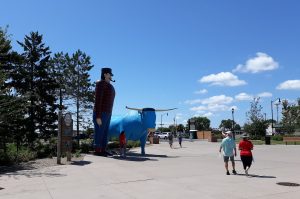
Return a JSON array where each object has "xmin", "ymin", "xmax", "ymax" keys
[{"xmin": 96, "ymin": 118, "xmax": 102, "ymax": 126}]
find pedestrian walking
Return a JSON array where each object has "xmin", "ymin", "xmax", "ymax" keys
[
  {"xmin": 219, "ymin": 131, "xmax": 237, "ymax": 175},
  {"xmin": 168, "ymin": 133, "xmax": 173, "ymax": 148},
  {"xmin": 238, "ymin": 133, "xmax": 253, "ymax": 176},
  {"xmin": 178, "ymin": 131, "xmax": 183, "ymax": 148}
]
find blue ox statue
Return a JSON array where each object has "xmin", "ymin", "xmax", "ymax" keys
[{"xmin": 108, "ymin": 106, "xmax": 176, "ymax": 155}]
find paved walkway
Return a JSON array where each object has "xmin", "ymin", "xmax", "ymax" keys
[{"xmin": 1, "ymin": 140, "xmax": 300, "ymax": 199}]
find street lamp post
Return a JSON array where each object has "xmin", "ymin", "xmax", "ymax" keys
[
  {"xmin": 271, "ymin": 98, "xmax": 281, "ymax": 134},
  {"xmin": 231, "ymin": 108, "xmax": 235, "ymax": 140},
  {"xmin": 160, "ymin": 113, "xmax": 168, "ymax": 133},
  {"xmin": 275, "ymin": 103, "xmax": 280, "ymax": 124}
]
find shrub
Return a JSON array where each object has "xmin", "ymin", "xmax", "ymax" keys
[
  {"xmin": 3, "ymin": 143, "xmax": 37, "ymax": 163},
  {"xmin": 127, "ymin": 140, "xmax": 140, "ymax": 148},
  {"xmin": 272, "ymin": 135, "xmax": 283, "ymax": 141},
  {"xmin": 107, "ymin": 140, "xmax": 141, "ymax": 149},
  {"xmin": 250, "ymin": 135, "xmax": 263, "ymax": 140},
  {"xmin": 80, "ymin": 139, "xmax": 93, "ymax": 153},
  {"xmin": 33, "ymin": 138, "xmax": 57, "ymax": 158},
  {"xmin": 75, "ymin": 149, "xmax": 81, "ymax": 158},
  {"xmin": 0, "ymin": 150, "xmax": 11, "ymax": 165}
]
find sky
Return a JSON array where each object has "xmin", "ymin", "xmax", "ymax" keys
[{"xmin": 1, "ymin": 0, "xmax": 300, "ymax": 128}]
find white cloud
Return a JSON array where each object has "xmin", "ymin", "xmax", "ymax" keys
[
  {"xmin": 194, "ymin": 89, "xmax": 208, "ymax": 94},
  {"xmin": 190, "ymin": 104, "xmax": 233, "ymax": 113},
  {"xmin": 188, "ymin": 95, "xmax": 237, "ymax": 115},
  {"xmin": 235, "ymin": 93, "xmax": 253, "ymax": 101},
  {"xmin": 185, "ymin": 95, "xmax": 233, "ymax": 105},
  {"xmin": 233, "ymin": 52, "xmax": 279, "ymax": 73},
  {"xmin": 201, "ymin": 95, "xmax": 233, "ymax": 105},
  {"xmin": 175, "ymin": 113, "xmax": 183, "ymax": 120},
  {"xmin": 257, "ymin": 92, "xmax": 272, "ymax": 98},
  {"xmin": 190, "ymin": 105, "xmax": 207, "ymax": 112},
  {"xmin": 207, "ymin": 104, "xmax": 232, "ymax": 112},
  {"xmin": 184, "ymin": 99, "xmax": 202, "ymax": 105},
  {"xmin": 276, "ymin": 80, "xmax": 300, "ymax": 90},
  {"xmin": 199, "ymin": 72, "xmax": 246, "ymax": 87},
  {"xmin": 235, "ymin": 92, "xmax": 272, "ymax": 101},
  {"xmin": 202, "ymin": 112, "xmax": 213, "ymax": 117}
]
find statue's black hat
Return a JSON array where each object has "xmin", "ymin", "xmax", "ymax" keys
[{"xmin": 101, "ymin": 68, "xmax": 113, "ymax": 76}]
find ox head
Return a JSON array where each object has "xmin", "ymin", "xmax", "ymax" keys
[{"xmin": 126, "ymin": 106, "xmax": 177, "ymax": 129}]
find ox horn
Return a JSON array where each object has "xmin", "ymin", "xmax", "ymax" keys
[
  {"xmin": 126, "ymin": 106, "xmax": 177, "ymax": 112},
  {"xmin": 126, "ymin": 106, "xmax": 143, "ymax": 111},
  {"xmin": 154, "ymin": 108, "xmax": 177, "ymax": 112}
]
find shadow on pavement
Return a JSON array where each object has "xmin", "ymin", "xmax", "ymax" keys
[
  {"xmin": 0, "ymin": 163, "xmax": 37, "ymax": 175},
  {"xmin": 71, "ymin": 160, "xmax": 92, "ymax": 166},
  {"xmin": 111, "ymin": 151, "xmax": 179, "ymax": 162},
  {"xmin": 237, "ymin": 173, "xmax": 276, "ymax": 178},
  {"xmin": 0, "ymin": 167, "xmax": 67, "ymax": 179}
]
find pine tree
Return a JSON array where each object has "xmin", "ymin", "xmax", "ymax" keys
[
  {"xmin": 67, "ymin": 50, "xmax": 94, "ymax": 139},
  {"xmin": 12, "ymin": 31, "xmax": 59, "ymax": 143},
  {"xmin": 0, "ymin": 27, "xmax": 26, "ymax": 152}
]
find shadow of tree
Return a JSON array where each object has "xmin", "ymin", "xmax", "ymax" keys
[
  {"xmin": 0, "ymin": 167, "xmax": 67, "ymax": 179},
  {"xmin": 0, "ymin": 162, "xmax": 37, "ymax": 175}
]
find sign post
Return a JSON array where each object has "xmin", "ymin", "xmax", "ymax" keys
[
  {"xmin": 62, "ymin": 112, "xmax": 73, "ymax": 161},
  {"xmin": 57, "ymin": 112, "xmax": 73, "ymax": 163}
]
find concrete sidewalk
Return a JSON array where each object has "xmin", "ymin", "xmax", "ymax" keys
[{"xmin": 1, "ymin": 140, "xmax": 300, "ymax": 199}]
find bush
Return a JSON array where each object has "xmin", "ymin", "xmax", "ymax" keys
[
  {"xmin": 33, "ymin": 138, "xmax": 57, "ymax": 158},
  {"xmin": 107, "ymin": 140, "xmax": 141, "ymax": 149},
  {"xmin": 72, "ymin": 140, "xmax": 80, "ymax": 152},
  {"xmin": 272, "ymin": 135, "xmax": 283, "ymax": 141},
  {"xmin": 80, "ymin": 139, "xmax": 93, "ymax": 153},
  {"xmin": 75, "ymin": 149, "xmax": 81, "ymax": 158},
  {"xmin": 2, "ymin": 143, "xmax": 37, "ymax": 164},
  {"xmin": 126, "ymin": 140, "xmax": 140, "ymax": 148},
  {"xmin": 0, "ymin": 150, "xmax": 11, "ymax": 165},
  {"xmin": 250, "ymin": 135, "xmax": 263, "ymax": 140}
]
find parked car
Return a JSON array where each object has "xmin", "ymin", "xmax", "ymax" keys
[
  {"xmin": 154, "ymin": 132, "xmax": 161, "ymax": 137},
  {"xmin": 158, "ymin": 132, "xmax": 170, "ymax": 139}
]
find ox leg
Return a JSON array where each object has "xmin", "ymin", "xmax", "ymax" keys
[{"xmin": 140, "ymin": 134, "xmax": 147, "ymax": 156}]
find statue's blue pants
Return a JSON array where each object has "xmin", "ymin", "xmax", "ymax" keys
[{"xmin": 93, "ymin": 112, "xmax": 111, "ymax": 150}]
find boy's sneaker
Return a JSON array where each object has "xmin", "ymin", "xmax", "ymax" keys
[
  {"xmin": 226, "ymin": 171, "xmax": 230, "ymax": 175},
  {"xmin": 245, "ymin": 169, "xmax": 249, "ymax": 176},
  {"xmin": 232, "ymin": 170, "xmax": 237, "ymax": 175}
]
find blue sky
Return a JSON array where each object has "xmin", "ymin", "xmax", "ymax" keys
[{"xmin": 1, "ymin": 0, "xmax": 300, "ymax": 128}]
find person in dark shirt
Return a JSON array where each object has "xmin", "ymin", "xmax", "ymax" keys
[
  {"xmin": 93, "ymin": 68, "xmax": 115, "ymax": 156},
  {"xmin": 178, "ymin": 131, "xmax": 183, "ymax": 148},
  {"xmin": 168, "ymin": 133, "xmax": 173, "ymax": 148}
]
